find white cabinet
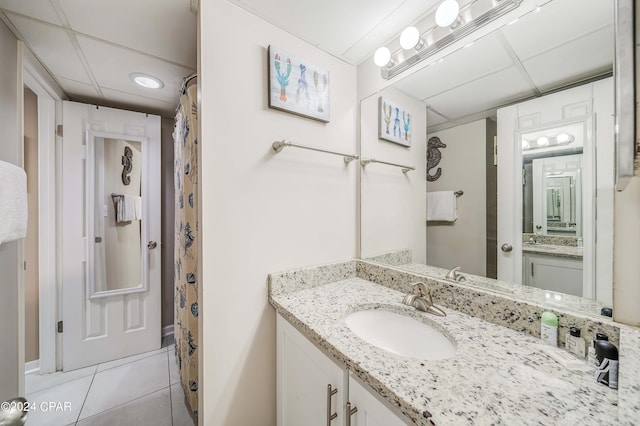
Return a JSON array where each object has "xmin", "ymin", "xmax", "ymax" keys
[
  {"xmin": 348, "ymin": 376, "xmax": 407, "ymax": 426},
  {"xmin": 522, "ymin": 253, "xmax": 583, "ymax": 297},
  {"xmin": 277, "ymin": 314, "xmax": 408, "ymax": 426}
]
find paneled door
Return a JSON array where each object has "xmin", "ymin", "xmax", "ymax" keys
[{"xmin": 61, "ymin": 101, "xmax": 161, "ymax": 371}]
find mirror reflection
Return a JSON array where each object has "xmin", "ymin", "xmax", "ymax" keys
[
  {"xmin": 360, "ymin": 0, "xmax": 613, "ymax": 309},
  {"xmin": 89, "ymin": 136, "xmax": 145, "ymax": 296}
]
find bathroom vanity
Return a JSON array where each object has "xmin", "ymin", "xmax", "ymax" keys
[{"xmin": 269, "ymin": 260, "xmax": 639, "ymax": 425}]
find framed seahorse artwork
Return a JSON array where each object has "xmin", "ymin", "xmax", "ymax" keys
[
  {"xmin": 268, "ymin": 46, "xmax": 330, "ymax": 123},
  {"xmin": 377, "ymin": 96, "xmax": 411, "ymax": 147}
]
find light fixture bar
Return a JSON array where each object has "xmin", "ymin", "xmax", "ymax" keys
[{"xmin": 381, "ymin": 0, "xmax": 522, "ymax": 80}]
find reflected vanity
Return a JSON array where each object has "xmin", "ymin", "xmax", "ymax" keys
[{"xmin": 359, "ymin": 0, "xmax": 615, "ymax": 318}]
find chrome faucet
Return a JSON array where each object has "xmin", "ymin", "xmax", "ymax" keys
[
  {"xmin": 402, "ymin": 282, "xmax": 446, "ymax": 317},
  {"xmin": 445, "ymin": 266, "xmax": 466, "ymax": 282}
]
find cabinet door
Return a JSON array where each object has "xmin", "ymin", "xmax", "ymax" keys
[
  {"xmin": 348, "ymin": 375, "xmax": 408, "ymax": 426},
  {"xmin": 277, "ymin": 314, "xmax": 346, "ymax": 426},
  {"xmin": 526, "ymin": 254, "xmax": 583, "ymax": 296}
]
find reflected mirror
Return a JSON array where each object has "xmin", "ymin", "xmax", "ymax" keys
[
  {"xmin": 359, "ymin": 0, "xmax": 614, "ymax": 310},
  {"xmin": 87, "ymin": 134, "xmax": 148, "ymax": 297}
]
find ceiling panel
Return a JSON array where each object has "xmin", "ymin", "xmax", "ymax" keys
[
  {"xmin": 501, "ymin": 0, "xmax": 612, "ymax": 61},
  {"xmin": 0, "ymin": 0, "xmax": 62, "ymax": 25},
  {"xmin": 522, "ymin": 26, "xmax": 613, "ymax": 92},
  {"xmin": 342, "ymin": 0, "xmax": 440, "ymax": 63},
  {"xmin": 8, "ymin": 14, "xmax": 92, "ymax": 83},
  {"xmin": 77, "ymin": 35, "xmax": 193, "ymax": 104},
  {"xmin": 426, "ymin": 109, "xmax": 448, "ymax": 127},
  {"xmin": 56, "ymin": 77, "xmax": 101, "ymax": 99},
  {"xmin": 394, "ymin": 33, "xmax": 514, "ymax": 101},
  {"xmin": 227, "ymin": 0, "xmax": 408, "ymax": 59},
  {"xmin": 425, "ymin": 67, "xmax": 535, "ymax": 120},
  {"xmin": 100, "ymin": 88, "xmax": 176, "ymax": 116},
  {"xmin": 59, "ymin": 0, "xmax": 196, "ymax": 67}
]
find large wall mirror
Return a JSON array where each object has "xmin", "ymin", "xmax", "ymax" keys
[
  {"xmin": 87, "ymin": 131, "xmax": 149, "ymax": 298},
  {"xmin": 360, "ymin": 0, "xmax": 616, "ymax": 313}
]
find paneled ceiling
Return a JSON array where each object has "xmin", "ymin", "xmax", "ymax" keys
[
  {"xmin": 0, "ymin": 0, "xmax": 614, "ymax": 125},
  {"xmin": 0, "ymin": 0, "xmax": 197, "ymax": 117}
]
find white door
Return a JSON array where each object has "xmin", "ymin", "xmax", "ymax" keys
[{"xmin": 61, "ymin": 101, "xmax": 161, "ymax": 371}]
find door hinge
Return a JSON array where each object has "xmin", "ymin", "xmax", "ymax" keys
[
  {"xmin": 23, "ymin": 261, "xmax": 26, "ymax": 271},
  {"xmin": 56, "ymin": 124, "xmax": 63, "ymax": 137},
  {"xmin": 57, "ymin": 321, "xmax": 63, "ymax": 333}
]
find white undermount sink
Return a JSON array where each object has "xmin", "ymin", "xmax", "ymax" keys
[{"xmin": 344, "ymin": 309, "xmax": 457, "ymax": 360}]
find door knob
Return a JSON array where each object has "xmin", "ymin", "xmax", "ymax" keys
[
  {"xmin": 147, "ymin": 241, "xmax": 157, "ymax": 249},
  {"xmin": 501, "ymin": 243, "xmax": 513, "ymax": 253}
]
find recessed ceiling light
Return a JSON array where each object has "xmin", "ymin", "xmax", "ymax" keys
[
  {"xmin": 129, "ymin": 73, "xmax": 164, "ymax": 89},
  {"xmin": 435, "ymin": 0, "xmax": 460, "ymax": 28}
]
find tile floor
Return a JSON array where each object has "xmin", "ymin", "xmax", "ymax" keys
[{"xmin": 24, "ymin": 336, "xmax": 195, "ymax": 426}]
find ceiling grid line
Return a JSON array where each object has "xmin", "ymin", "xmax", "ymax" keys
[{"xmin": 495, "ymin": 32, "xmax": 540, "ymax": 97}]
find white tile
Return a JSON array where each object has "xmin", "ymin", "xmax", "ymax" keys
[
  {"xmin": 79, "ymin": 352, "xmax": 169, "ymax": 419},
  {"xmin": 522, "ymin": 26, "xmax": 613, "ymax": 92},
  {"xmin": 169, "ymin": 349, "xmax": 181, "ymax": 386},
  {"xmin": 76, "ymin": 387, "xmax": 172, "ymax": 426},
  {"xmin": 501, "ymin": 0, "xmax": 612, "ymax": 61},
  {"xmin": 25, "ymin": 365, "xmax": 97, "ymax": 394},
  {"xmin": 59, "ymin": 0, "xmax": 196, "ymax": 67},
  {"xmin": 25, "ymin": 375, "xmax": 93, "ymax": 426},
  {"xmin": 7, "ymin": 14, "xmax": 92, "ymax": 84},
  {"xmin": 170, "ymin": 383, "xmax": 196, "ymax": 426},
  {"xmin": 0, "ymin": 0, "xmax": 63, "ymax": 26},
  {"xmin": 76, "ymin": 35, "xmax": 192, "ymax": 104},
  {"xmin": 395, "ymin": 33, "xmax": 514, "ymax": 101},
  {"xmin": 96, "ymin": 347, "xmax": 167, "ymax": 373}
]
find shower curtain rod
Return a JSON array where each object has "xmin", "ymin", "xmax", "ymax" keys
[{"xmin": 180, "ymin": 72, "xmax": 198, "ymax": 94}]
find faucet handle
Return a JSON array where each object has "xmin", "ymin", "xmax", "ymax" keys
[{"xmin": 410, "ymin": 282, "xmax": 429, "ymax": 297}]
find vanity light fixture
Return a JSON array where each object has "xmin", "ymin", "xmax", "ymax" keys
[
  {"xmin": 374, "ymin": 0, "xmax": 523, "ymax": 80},
  {"xmin": 523, "ymin": 133, "xmax": 576, "ymax": 152},
  {"xmin": 129, "ymin": 72, "xmax": 165, "ymax": 89},
  {"xmin": 373, "ymin": 47, "xmax": 393, "ymax": 67},
  {"xmin": 435, "ymin": 0, "xmax": 460, "ymax": 28},
  {"xmin": 536, "ymin": 136, "xmax": 550, "ymax": 146},
  {"xmin": 400, "ymin": 26, "xmax": 424, "ymax": 50}
]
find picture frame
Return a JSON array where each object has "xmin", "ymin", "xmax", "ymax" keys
[
  {"xmin": 378, "ymin": 96, "xmax": 411, "ymax": 147},
  {"xmin": 268, "ymin": 46, "xmax": 330, "ymax": 123}
]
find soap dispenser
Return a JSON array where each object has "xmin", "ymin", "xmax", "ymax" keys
[{"xmin": 565, "ymin": 327, "xmax": 586, "ymax": 358}]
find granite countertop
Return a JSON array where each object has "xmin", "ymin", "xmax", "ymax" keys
[
  {"xmin": 380, "ymin": 261, "xmax": 607, "ymax": 319},
  {"xmin": 522, "ymin": 243, "xmax": 584, "ymax": 259},
  {"xmin": 270, "ymin": 277, "xmax": 619, "ymax": 426}
]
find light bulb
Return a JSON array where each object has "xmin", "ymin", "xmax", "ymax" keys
[
  {"xmin": 374, "ymin": 47, "xmax": 392, "ymax": 67},
  {"xmin": 536, "ymin": 136, "xmax": 549, "ymax": 146},
  {"xmin": 522, "ymin": 140, "xmax": 529, "ymax": 149},
  {"xmin": 400, "ymin": 27, "xmax": 421, "ymax": 50},
  {"xmin": 556, "ymin": 133, "xmax": 571, "ymax": 143},
  {"xmin": 435, "ymin": 0, "xmax": 460, "ymax": 28}
]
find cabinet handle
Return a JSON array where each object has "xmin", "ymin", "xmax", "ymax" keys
[
  {"xmin": 531, "ymin": 262, "xmax": 534, "ymax": 277},
  {"xmin": 345, "ymin": 401, "xmax": 358, "ymax": 426},
  {"xmin": 326, "ymin": 384, "xmax": 338, "ymax": 425}
]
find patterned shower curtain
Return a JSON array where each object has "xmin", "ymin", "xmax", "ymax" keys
[{"xmin": 174, "ymin": 82, "xmax": 198, "ymax": 415}]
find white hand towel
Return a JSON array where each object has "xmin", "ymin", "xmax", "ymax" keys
[
  {"xmin": 133, "ymin": 196, "xmax": 142, "ymax": 220},
  {"xmin": 427, "ymin": 191, "xmax": 457, "ymax": 222},
  {"xmin": 0, "ymin": 160, "xmax": 28, "ymax": 243}
]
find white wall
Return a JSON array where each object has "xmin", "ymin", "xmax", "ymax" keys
[
  {"xmin": 199, "ymin": 1, "xmax": 357, "ymax": 424},
  {"xmin": 0, "ymin": 20, "xmax": 22, "ymax": 400},
  {"xmin": 360, "ymin": 87, "xmax": 426, "ymax": 262},
  {"xmin": 427, "ymin": 119, "xmax": 487, "ymax": 276}
]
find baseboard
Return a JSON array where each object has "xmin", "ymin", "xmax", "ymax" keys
[
  {"xmin": 162, "ymin": 325, "xmax": 174, "ymax": 338},
  {"xmin": 25, "ymin": 359, "xmax": 40, "ymax": 375}
]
